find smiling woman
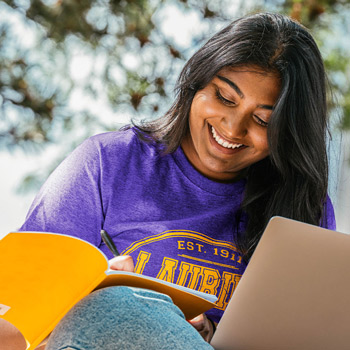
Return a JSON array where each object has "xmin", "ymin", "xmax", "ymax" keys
[
  {"xmin": 182, "ymin": 67, "xmax": 280, "ymax": 181},
  {"xmin": 18, "ymin": 12, "xmax": 336, "ymax": 350},
  {"xmin": 136, "ymin": 11, "xmax": 334, "ymax": 261}
]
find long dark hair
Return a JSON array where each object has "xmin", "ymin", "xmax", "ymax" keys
[{"xmin": 134, "ymin": 12, "xmax": 329, "ymax": 261}]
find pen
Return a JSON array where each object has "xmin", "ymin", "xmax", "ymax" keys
[{"xmin": 100, "ymin": 229, "xmax": 120, "ymax": 257}]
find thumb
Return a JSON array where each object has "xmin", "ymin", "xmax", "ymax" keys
[{"xmin": 109, "ymin": 255, "xmax": 135, "ymax": 272}]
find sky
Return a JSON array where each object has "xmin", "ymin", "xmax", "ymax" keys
[{"xmin": 0, "ymin": 151, "xmax": 38, "ymax": 236}]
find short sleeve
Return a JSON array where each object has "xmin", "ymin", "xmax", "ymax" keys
[{"xmin": 20, "ymin": 137, "xmax": 104, "ymax": 246}]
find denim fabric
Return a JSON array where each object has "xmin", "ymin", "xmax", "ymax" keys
[{"xmin": 46, "ymin": 287, "xmax": 214, "ymax": 350}]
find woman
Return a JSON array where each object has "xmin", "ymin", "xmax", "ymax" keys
[{"xmin": 21, "ymin": 12, "xmax": 335, "ymax": 349}]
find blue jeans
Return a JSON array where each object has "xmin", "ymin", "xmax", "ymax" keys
[{"xmin": 46, "ymin": 286, "xmax": 215, "ymax": 350}]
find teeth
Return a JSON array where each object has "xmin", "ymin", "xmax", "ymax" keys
[{"xmin": 211, "ymin": 126, "xmax": 243, "ymax": 149}]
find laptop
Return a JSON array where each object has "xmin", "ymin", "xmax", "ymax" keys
[{"xmin": 210, "ymin": 216, "xmax": 350, "ymax": 350}]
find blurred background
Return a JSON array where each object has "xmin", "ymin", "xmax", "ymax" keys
[{"xmin": 0, "ymin": 0, "xmax": 349, "ymax": 236}]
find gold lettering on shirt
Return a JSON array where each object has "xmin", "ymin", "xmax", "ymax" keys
[
  {"xmin": 178, "ymin": 240, "xmax": 185, "ymax": 249},
  {"xmin": 156, "ymin": 257, "xmax": 178, "ymax": 283},
  {"xmin": 128, "ymin": 232, "xmax": 245, "ymax": 314},
  {"xmin": 176, "ymin": 261, "xmax": 203, "ymax": 289},
  {"xmin": 199, "ymin": 267, "xmax": 221, "ymax": 296},
  {"xmin": 176, "ymin": 261, "xmax": 191, "ymax": 286},
  {"xmin": 134, "ymin": 250, "xmax": 151, "ymax": 274},
  {"xmin": 216, "ymin": 271, "xmax": 241, "ymax": 310}
]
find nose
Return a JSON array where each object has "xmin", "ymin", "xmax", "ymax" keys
[{"xmin": 220, "ymin": 110, "xmax": 248, "ymax": 139}]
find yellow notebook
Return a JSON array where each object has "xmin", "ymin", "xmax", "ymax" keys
[{"xmin": 0, "ymin": 232, "xmax": 217, "ymax": 350}]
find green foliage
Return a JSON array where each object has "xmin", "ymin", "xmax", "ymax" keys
[
  {"xmin": 288, "ymin": 0, "xmax": 350, "ymax": 131},
  {"xmin": 0, "ymin": 0, "xmax": 349, "ymax": 190}
]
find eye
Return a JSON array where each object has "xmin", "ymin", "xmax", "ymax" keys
[
  {"xmin": 215, "ymin": 88, "xmax": 236, "ymax": 106},
  {"xmin": 253, "ymin": 115, "xmax": 269, "ymax": 127}
]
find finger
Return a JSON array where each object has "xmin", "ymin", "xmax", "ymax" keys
[
  {"xmin": 189, "ymin": 314, "xmax": 215, "ymax": 342},
  {"xmin": 189, "ymin": 314, "xmax": 205, "ymax": 331},
  {"xmin": 109, "ymin": 255, "xmax": 135, "ymax": 272}
]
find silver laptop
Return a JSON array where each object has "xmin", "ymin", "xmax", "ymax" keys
[{"xmin": 211, "ymin": 216, "xmax": 350, "ymax": 350}]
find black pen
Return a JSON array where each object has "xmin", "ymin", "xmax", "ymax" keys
[{"xmin": 100, "ymin": 229, "xmax": 120, "ymax": 257}]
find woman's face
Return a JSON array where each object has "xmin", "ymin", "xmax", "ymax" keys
[{"xmin": 181, "ymin": 65, "xmax": 281, "ymax": 182}]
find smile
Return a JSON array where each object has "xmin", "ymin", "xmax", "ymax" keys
[{"xmin": 210, "ymin": 126, "xmax": 244, "ymax": 149}]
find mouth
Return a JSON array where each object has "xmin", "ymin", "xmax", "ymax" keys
[{"xmin": 208, "ymin": 125, "xmax": 246, "ymax": 153}]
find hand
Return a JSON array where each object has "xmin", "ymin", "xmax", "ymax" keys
[
  {"xmin": 0, "ymin": 319, "xmax": 27, "ymax": 350},
  {"xmin": 189, "ymin": 313, "xmax": 216, "ymax": 342},
  {"xmin": 109, "ymin": 255, "xmax": 134, "ymax": 272}
]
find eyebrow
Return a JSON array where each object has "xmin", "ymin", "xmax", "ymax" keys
[{"xmin": 216, "ymin": 75, "xmax": 274, "ymax": 110}]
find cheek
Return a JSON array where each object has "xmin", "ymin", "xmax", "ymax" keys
[
  {"xmin": 252, "ymin": 130, "xmax": 269, "ymax": 154},
  {"xmin": 188, "ymin": 105, "xmax": 208, "ymax": 138},
  {"xmin": 190, "ymin": 94, "xmax": 219, "ymax": 123}
]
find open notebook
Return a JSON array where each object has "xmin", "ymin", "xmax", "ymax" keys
[
  {"xmin": 0, "ymin": 231, "xmax": 216, "ymax": 350},
  {"xmin": 211, "ymin": 216, "xmax": 350, "ymax": 350}
]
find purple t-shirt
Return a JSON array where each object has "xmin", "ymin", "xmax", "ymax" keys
[{"xmin": 20, "ymin": 128, "xmax": 336, "ymax": 323}]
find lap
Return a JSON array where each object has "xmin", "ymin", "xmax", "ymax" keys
[{"xmin": 46, "ymin": 286, "xmax": 214, "ymax": 350}]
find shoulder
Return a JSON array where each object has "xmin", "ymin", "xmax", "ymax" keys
[
  {"xmin": 70, "ymin": 127, "xmax": 157, "ymax": 165},
  {"xmin": 86, "ymin": 127, "xmax": 156, "ymax": 157},
  {"xmin": 74, "ymin": 128, "xmax": 164, "ymax": 179},
  {"xmin": 52, "ymin": 128, "xmax": 157, "ymax": 180},
  {"xmin": 87, "ymin": 127, "xmax": 140, "ymax": 150}
]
